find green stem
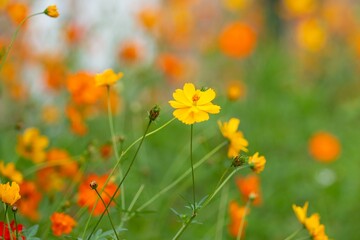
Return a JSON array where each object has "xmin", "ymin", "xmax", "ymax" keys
[
  {"xmin": 4, "ymin": 204, "xmax": 13, "ymax": 240},
  {"xmin": 214, "ymin": 184, "xmax": 229, "ymax": 240},
  {"xmin": 13, "ymin": 209, "xmax": 18, "ymax": 240},
  {"xmin": 0, "ymin": 12, "xmax": 44, "ymax": 72},
  {"xmin": 94, "ymin": 189, "xmax": 120, "ymax": 240},
  {"xmin": 283, "ymin": 227, "xmax": 304, "ymax": 240},
  {"xmin": 106, "ymin": 86, "xmax": 126, "ymax": 211},
  {"xmin": 119, "ymin": 184, "xmax": 145, "ymax": 228},
  {"xmin": 172, "ymin": 213, "xmax": 197, "ymax": 240},
  {"xmin": 236, "ymin": 197, "xmax": 251, "ymax": 240},
  {"xmin": 190, "ymin": 124, "xmax": 196, "ymax": 214},
  {"xmin": 87, "ymin": 121, "xmax": 152, "ymax": 240},
  {"xmin": 134, "ymin": 141, "xmax": 227, "ymax": 214}
]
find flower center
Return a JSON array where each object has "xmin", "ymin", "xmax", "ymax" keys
[{"xmin": 192, "ymin": 94, "xmax": 200, "ymax": 104}]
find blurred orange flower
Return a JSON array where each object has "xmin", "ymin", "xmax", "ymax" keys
[
  {"xmin": 67, "ymin": 72, "xmax": 103, "ymax": 105},
  {"xmin": 50, "ymin": 212, "xmax": 76, "ymax": 236},
  {"xmin": 66, "ymin": 105, "xmax": 87, "ymax": 136},
  {"xmin": 0, "ymin": 161, "xmax": 23, "ymax": 184},
  {"xmin": 118, "ymin": 40, "xmax": 142, "ymax": 64},
  {"xmin": 218, "ymin": 118, "xmax": 248, "ymax": 158},
  {"xmin": 236, "ymin": 174, "xmax": 262, "ymax": 205},
  {"xmin": 228, "ymin": 200, "xmax": 248, "ymax": 237},
  {"xmin": 42, "ymin": 105, "xmax": 60, "ymax": 124},
  {"xmin": 18, "ymin": 181, "xmax": 42, "ymax": 221},
  {"xmin": 156, "ymin": 53, "xmax": 185, "ymax": 82},
  {"xmin": 16, "ymin": 128, "xmax": 49, "ymax": 163},
  {"xmin": 37, "ymin": 148, "xmax": 80, "ymax": 192},
  {"xmin": 308, "ymin": 131, "xmax": 340, "ymax": 163},
  {"xmin": 137, "ymin": 7, "xmax": 159, "ymax": 31},
  {"xmin": 77, "ymin": 174, "xmax": 118, "ymax": 216},
  {"xmin": 219, "ymin": 21, "xmax": 256, "ymax": 58},
  {"xmin": 227, "ymin": 80, "xmax": 246, "ymax": 101},
  {"xmin": 6, "ymin": 2, "xmax": 28, "ymax": 25},
  {"xmin": 169, "ymin": 83, "xmax": 221, "ymax": 124},
  {"xmin": 0, "ymin": 182, "xmax": 21, "ymax": 205},
  {"xmin": 100, "ymin": 144, "xmax": 112, "ymax": 160}
]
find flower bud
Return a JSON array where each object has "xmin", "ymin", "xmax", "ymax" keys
[
  {"xmin": 149, "ymin": 105, "xmax": 160, "ymax": 121},
  {"xmin": 44, "ymin": 5, "xmax": 59, "ymax": 18},
  {"xmin": 89, "ymin": 181, "xmax": 98, "ymax": 190}
]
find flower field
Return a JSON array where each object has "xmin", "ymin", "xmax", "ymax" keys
[{"xmin": 1, "ymin": 0, "xmax": 359, "ymax": 239}]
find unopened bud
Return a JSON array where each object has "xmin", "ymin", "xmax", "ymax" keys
[
  {"xmin": 149, "ymin": 105, "xmax": 160, "ymax": 121},
  {"xmin": 90, "ymin": 181, "xmax": 98, "ymax": 190}
]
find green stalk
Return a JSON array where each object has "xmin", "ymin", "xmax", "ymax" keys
[
  {"xmin": 0, "ymin": 12, "xmax": 43, "ymax": 72},
  {"xmin": 190, "ymin": 124, "xmax": 196, "ymax": 214},
  {"xmin": 283, "ymin": 227, "xmax": 304, "ymax": 240},
  {"xmin": 94, "ymin": 189, "xmax": 120, "ymax": 240},
  {"xmin": 87, "ymin": 121, "xmax": 152, "ymax": 240},
  {"xmin": 13, "ymin": 208, "xmax": 18, "ymax": 240},
  {"xmin": 214, "ymin": 184, "xmax": 229, "ymax": 240}
]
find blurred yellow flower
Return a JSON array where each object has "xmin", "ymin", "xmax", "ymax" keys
[
  {"xmin": 222, "ymin": 0, "xmax": 248, "ymax": 12},
  {"xmin": 44, "ymin": 5, "xmax": 59, "ymax": 18},
  {"xmin": 0, "ymin": 182, "xmax": 21, "ymax": 205},
  {"xmin": 292, "ymin": 201, "xmax": 308, "ymax": 224},
  {"xmin": 16, "ymin": 128, "xmax": 49, "ymax": 163},
  {"xmin": 283, "ymin": 0, "xmax": 316, "ymax": 17},
  {"xmin": 95, "ymin": 69, "xmax": 124, "ymax": 87},
  {"xmin": 248, "ymin": 152, "xmax": 266, "ymax": 173},
  {"xmin": 169, "ymin": 83, "xmax": 220, "ymax": 125},
  {"xmin": 218, "ymin": 118, "xmax": 248, "ymax": 158},
  {"xmin": 0, "ymin": 161, "xmax": 23, "ymax": 183},
  {"xmin": 296, "ymin": 18, "xmax": 327, "ymax": 52},
  {"xmin": 227, "ymin": 80, "xmax": 246, "ymax": 101}
]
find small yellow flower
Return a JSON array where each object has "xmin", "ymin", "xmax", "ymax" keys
[
  {"xmin": 0, "ymin": 182, "xmax": 21, "ymax": 205},
  {"xmin": 0, "ymin": 161, "xmax": 23, "ymax": 183},
  {"xmin": 44, "ymin": 5, "xmax": 59, "ymax": 18},
  {"xmin": 169, "ymin": 83, "xmax": 221, "ymax": 125},
  {"xmin": 218, "ymin": 118, "xmax": 248, "ymax": 158},
  {"xmin": 16, "ymin": 128, "xmax": 49, "ymax": 163},
  {"xmin": 292, "ymin": 202, "xmax": 308, "ymax": 224},
  {"xmin": 95, "ymin": 69, "xmax": 124, "ymax": 87},
  {"xmin": 248, "ymin": 152, "xmax": 266, "ymax": 173}
]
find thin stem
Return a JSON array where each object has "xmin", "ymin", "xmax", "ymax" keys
[
  {"xmin": 94, "ymin": 189, "xmax": 120, "ymax": 240},
  {"xmin": 190, "ymin": 124, "xmax": 196, "ymax": 213},
  {"xmin": 134, "ymin": 141, "xmax": 227, "ymax": 215},
  {"xmin": 0, "ymin": 12, "xmax": 44, "ymax": 72},
  {"xmin": 3, "ymin": 204, "xmax": 7, "ymax": 239},
  {"xmin": 283, "ymin": 227, "xmax": 304, "ymax": 240},
  {"xmin": 13, "ymin": 209, "xmax": 18, "ymax": 240},
  {"xmin": 215, "ymin": 184, "xmax": 229, "ymax": 240},
  {"xmin": 172, "ymin": 213, "xmax": 197, "ymax": 240},
  {"xmin": 4, "ymin": 204, "xmax": 13, "ymax": 240},
  {"xmin": 87, "ymin": 121, "xmax": 152, "ymax": 240},
  {"xmin": 237, "ymin": 197, "xmax": 251, "ymax": 240},
  {"xmin": 119, "ymin": 184, "xmax": 145, "ymax": 228},
  {"xmin": 106, "ymin": 86, "xmax": 126, "ymax": 211}
]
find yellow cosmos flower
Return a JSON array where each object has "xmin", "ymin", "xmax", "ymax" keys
[
  {"xmin": 16, "ymin": 128, "xmax": 49, "ymax": 163},
  {"xmin": 296, "ymin": 18, "xmax": 327, "ymax": 52},
  {"xmin": 248, "ymin": 152, "xmax": 266, "ymax": 174},
  {"xmin": 169, "ymin": 83, "xmax": 221, "ymax": 125},
  {"xmin": 0, "ymin": 182, "xmax": 21, "ymax": 205},
  {"xmin": 0, "ymin": 161, "xmax": 23, "ymax": 183},
  {"xmin": 44, "ymin": 5, "xmax": 59, "ymax": 18},
  {"xmin": 292, "ymin": 202, "xmax": 308, "ymax": 224},
  {"xmin": 95, "ymin": 69, "xmax": 124, "ymax": 87},
  {"xmin": 218, "ymin": 118, "xmax": 248, "ymax": 158}
]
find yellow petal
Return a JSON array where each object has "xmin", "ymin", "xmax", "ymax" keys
[
  {"xmin": 183, "ymin": 83, "xmax": 196, "ymax": 102},
  {"xmin": 197, "ymin": 88, "xmax": 216, "ymax": 105}
]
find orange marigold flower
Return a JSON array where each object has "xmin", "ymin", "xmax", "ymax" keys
[
  {"xmin": 0, "ymin": 161, "xmax": 23, "ymax": 183},
  {"xmin": 292, "ymin": 202, "xmax": 309, "ymax": 224},
  {"xmin": 77, "ymin": 174, "xmax": 118, "ymax": 215},
  {"xmin": 6, "ymin": 3, "xmax": 28, "ymax": 25},
  {"xmin": 248, "ymin": 152, "xmax": 266, "ymax": 174},
  {"xmin": 16, "ymin": 128, "xmax": 49, "ymax": 163},
  {"xmin": 227, "ymin": 80, "xmax": 246, "ymax": 101},
  {"xmin": 308, "ymin": 131, "xmax": 340, "ymax": 163},
  {"xmin": 50, "ymin": 212, "xmax": 76, "ymax": 236},
  {"xmin": 219, "ymin": 21, "xmax": 256, "ymax": 58},
  {"xmin": 218, "ymin": 118, "xmax": 248, "ymax": 158},
  {"xmin": 228, "ymin": 200, "xmax": 248, "ymax": 237},
  {"xmin": 66, "ymin": 72, "xmax": 103, "ymax": 105},
  {"xmin": 169, "ymin": 83, "xmax": 221, "ymax": 125},
  {"xmin": 118, "ymin": 40, "xmax": 142, "ymax": 64},
  {"xmin": 236, "ymin": 174, "xmax": 262, "ymax": 206},
  {"xmin": 44, "ymin": 5, "xmax": 59, "ymax": 18},
  {"xmin": 156, "ymin": 53, "xmax": 185, "ymax": 82},
  {"xmin": 95, "ymin": 69, "xmax": 123, "ymax": 87},
  {"xmin": 18, "ymin": 181, "xmax": 42, "ymax": 221},
  {"xmin": 0, "ymin": 182, "xmax": 21, "ymax": 205}
]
